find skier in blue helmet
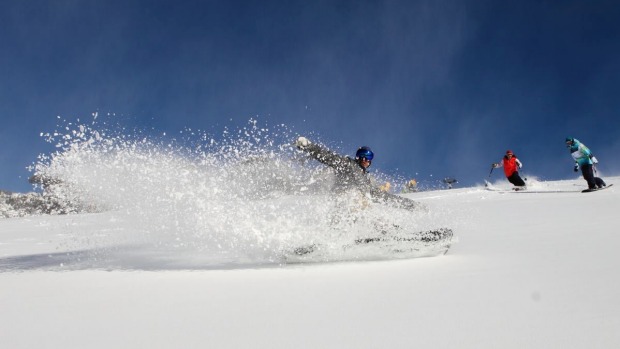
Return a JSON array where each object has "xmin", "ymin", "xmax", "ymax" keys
[
  {"xmin": 294, "ymin": 136, "xmax": 425, "ymax": 211},
  {"xmin": 565, "ymin": 137, "xmax": 606, "ymax": 190},
  {"xmin": 356, "ymin": 146, "xmax": 374, "ymax": 167}
]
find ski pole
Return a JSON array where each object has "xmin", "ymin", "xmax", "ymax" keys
[{"xmin": 484, "ymin": 166, "xmax": 495, "ymax": 187}]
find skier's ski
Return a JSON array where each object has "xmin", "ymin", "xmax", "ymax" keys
[
  {"xmin": 582, "ymin": 183, "xmax": 613, "ymax": 193},
  {"xmin": 289, "ymin": 228, "xmax": 453, "ymax": 257},
  {"xmin": 355, "ymin": 228, "xmax": 453, "ymax": 255},
  {"xmin": 511, "ymin": 189, "xmax": 579, "ymax": 194},
  {"xmin": 354, "ymin": 227, "xmax": 453, "ymax": 244},
  {"xmin": 484, "ymin": 180, "xmax": 525, "ymax": 192},
  {"xmin": 485, "ymin": 184, "xmax": 580, "ymax": 194},
  {"xmin": 292, "ymin": 244, "xmax": 317, "ymax": 256},
  {"xmin": 485, "ymin": 187, "xmax": 529, "ymax": 193}
]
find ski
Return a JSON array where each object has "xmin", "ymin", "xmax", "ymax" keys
[
  {"xmin": 582, "ymin": 183, "xmax": 613, "ymax": 193},
  {"xmin": 484, "ymin": 180, "xmax": 526, "ymax": 192},
  {"xmin": 354, "ymin": 227, "xmax": 453, "ymax": 245},
  {"xmin": 511, "ymin": 189, "xmax": 580, "ymax": 194},
  {"xmin": 289, "ymin": 228, "xmax": 453, "ymax": 258},
  {"xmin": 485, "ymin": 187, "xmax": 532, "ymax": 193},
  {"xmin": 484, "ymin": 181, "xmax": 581, "ymax": 194}
]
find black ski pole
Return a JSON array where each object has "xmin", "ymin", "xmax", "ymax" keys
[{"xmin": 484, "ymin": 166, "xmax": 494, "ymax": 187}]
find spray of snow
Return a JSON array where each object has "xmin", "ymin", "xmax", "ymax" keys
[{"xmin": 30, "ymin": 116, "xmax": 457, "ymax": 269}]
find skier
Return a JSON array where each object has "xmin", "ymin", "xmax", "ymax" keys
[
  {"xmin": 401, "ymin": 179, "xmax": 418, "ymax": 193},
  {"xmin": 379, "ymin": 181, "xmax": 391, "ymax": 193},
  {"xmin": 492, "ymin": 150, "xmax": 526, "ymax": 188},
  {"xmin": 294, "ymin": 136, "xmax": 425, "ymax": 211},
  {"xmin": 565, "ymin": 137, "xmax": 606, "ymax": 190},
  {"xmin": 290, "ymin": 137, "xmax": 450, "ymax": 257}
]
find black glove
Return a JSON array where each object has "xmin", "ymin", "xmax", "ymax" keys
[{"xmin": 574, "ymin": 164, "xmax": 579, "ymax": 172}]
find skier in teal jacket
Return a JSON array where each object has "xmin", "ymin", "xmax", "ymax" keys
[{"xmin": 566, "ymin": 137, "xmax": 606, "ymax": 190}]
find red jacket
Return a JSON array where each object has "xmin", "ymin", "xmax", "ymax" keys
[{"xmin": 498, "ymin": 156, "xmax": 522, "ymax": 177}]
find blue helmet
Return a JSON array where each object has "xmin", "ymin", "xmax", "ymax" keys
[{"xmin": 355, "ymin": 146, "xmax": 374, "ymax": 161}]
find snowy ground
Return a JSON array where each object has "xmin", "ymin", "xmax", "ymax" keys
[{"xmin": 1, "ymin": 176, "xmax": 619, "ymax": 349}]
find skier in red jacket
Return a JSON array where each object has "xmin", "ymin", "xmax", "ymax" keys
[{"xmin": 492, "ymin": 150, "xmax": 526, "ymax": 187}]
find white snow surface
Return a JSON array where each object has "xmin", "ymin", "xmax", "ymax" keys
[
  {"xmin": 1, "ymin": 121, "xmax": 619, "ymax": 348},
  {"xmin": 1, "ymin": 176, "xmax": 619, "ymax": 349}
]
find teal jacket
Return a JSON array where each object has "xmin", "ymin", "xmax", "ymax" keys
[{"xmin": 569, "ymin": 139, "xmax": 593, "ymax": 166}]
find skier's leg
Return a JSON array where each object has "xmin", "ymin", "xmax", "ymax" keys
[
  {"xmin": 512, "ymin": 172, "xmax": 526, "ymax": 186},
  {"xmin": 507, "ymin": 173, "xmax": 526, "ymax": 187},
  {"xmin": 595, "ymin": 177, "xmax": 606, "ymax": 188},
  {"xmin": 581, "ymin": 164, "xmax": 597, "ymax": 189},
  {"xmin": 507, "ymin": 176, "xmax": 516, "ymax": 186}
]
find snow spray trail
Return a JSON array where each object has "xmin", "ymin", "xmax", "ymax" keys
[{"xmin": 30, "ymin": 117, "xmax": 454, "ymax": 270}]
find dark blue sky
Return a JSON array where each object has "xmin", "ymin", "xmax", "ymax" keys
[{"xmin": 2, "ymin": 0, "xmax": 619, "ymax": 192}]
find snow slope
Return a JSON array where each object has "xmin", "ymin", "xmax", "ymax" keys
[{"xmin": 1, "ymin": 176, "xmax": 619, "ymax": 349}]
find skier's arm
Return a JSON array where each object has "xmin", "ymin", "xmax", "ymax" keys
[
  {"xmin": 492, "ymin": 159, "xmax": 504, "ymax": 168},
  {"xmin": 295, "ymin": 137, "xmax": 349, "ymax": 169},
  {"xmin": 515, "ymin": 158, "xmax": 523, "ymax": 169}
]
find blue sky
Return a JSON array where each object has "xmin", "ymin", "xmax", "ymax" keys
[{"xmin": 1, "ymin": 0, "xmax": 619, "ymax": 192}]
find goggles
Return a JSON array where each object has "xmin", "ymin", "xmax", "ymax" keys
[{"xmin": 356, "ymin": 149, "xmax": 374, "ymax": 161}]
